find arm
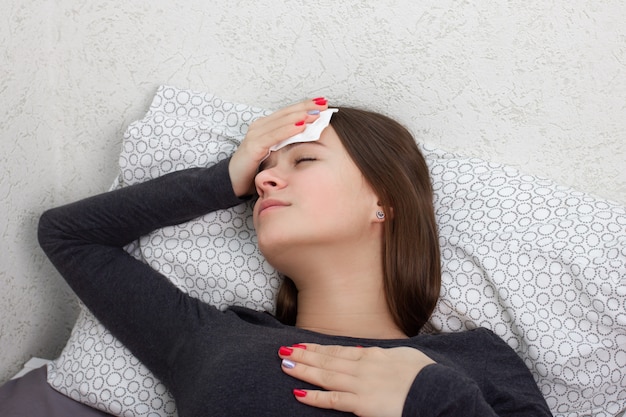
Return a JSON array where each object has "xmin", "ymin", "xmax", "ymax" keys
[
  {"xmin": 38, "ymin": 159, "xmax": 245, "ymax": 383},
  {"xmin": 38, "ymin": 98, "xmax": 329, "ymax": 387},
  {"xmin": 403, "ymin": 330, "xmax": 552, "ymax": 417},
  {"xmin": 403, "ymin": 364, "xmax": 496, "ymax": 416},
  {"xmin": 402, "ymin": 365, "xmax": 550, "ymax": 417}
]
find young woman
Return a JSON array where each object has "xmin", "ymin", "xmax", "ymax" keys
[{"xmin": 38, "ymin": 99, "xmax": 552, "ymax": 416}]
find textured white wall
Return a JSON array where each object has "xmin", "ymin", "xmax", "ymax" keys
[{"xmin": 1, "ymin": 0, "xmax": 625, "ymax": 384}]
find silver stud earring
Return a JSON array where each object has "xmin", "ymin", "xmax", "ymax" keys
[{"xmin": 376, "ymin": 210, "xmax": 385, "ymax": 220}]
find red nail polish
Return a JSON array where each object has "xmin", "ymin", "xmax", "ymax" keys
[
  {"xmin": 293, "ymin": 389, "xmax": 307, "ymax": 398},
  {"xmin": 291, "ymin": 344, "xmax": 307, "ymax": 349},
  {"xmin": 279, "ymin": 346, "xmax": 293, "ymax": 356},
  {"xmin": 312, "ymin": 97, "xmax": 325, "ymax": 101},
  {"xmin": 295, "ymin": 120, "xmax": 305, "ymax": 126},
  {"xmin": 314, "ymin": 99, "xmax": 327, "ymax": 106}
]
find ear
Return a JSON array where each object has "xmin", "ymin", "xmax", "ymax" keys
[{"xmin": 373, "ymin": 201, "xmax": 392, "ymax": 223}]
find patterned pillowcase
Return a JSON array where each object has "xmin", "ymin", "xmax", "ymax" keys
[
  {"xmin": 420, "ymin": 148, "xmax": 626, "ymax": 417},
  {"xmin": 48, "ymin": 86, "xmax": 626, "ymax": 417}
]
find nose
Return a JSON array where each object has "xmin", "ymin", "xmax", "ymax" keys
[{"xmin": 254, "ymin": 167, "xmax": 286, "ymax": 196}]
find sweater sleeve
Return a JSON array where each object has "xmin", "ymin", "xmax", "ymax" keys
[
  {"xmin": 402, "ymin": 364, "xmax": 498, "ymax": 417},
  {"xmin": 38, "ymin": 158, "xmax": 248, "ymax": 385},
  {"xmin": 402, "ymin": 330, "xmax": 553, "ymax": 416}
]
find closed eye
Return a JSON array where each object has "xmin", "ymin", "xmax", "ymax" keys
[{"xmin": 295, "ymin": 156, "xmax": 317, "ymax": 165}]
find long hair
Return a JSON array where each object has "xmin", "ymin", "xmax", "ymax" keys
[{"xmin": 275, "ymin": 107, "xmax": 441, "ymax": 336}]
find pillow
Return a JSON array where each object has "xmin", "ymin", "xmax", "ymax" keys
[
  {"xmin": 48, "ymin": 85, "xmax": 626, "ymax": 417},
  {"xmin": 420, "ymin": 148, "xmax": 626, "ymax": 417}
]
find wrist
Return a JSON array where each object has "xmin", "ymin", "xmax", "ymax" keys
[{"xmin": 228, "ymin": 154, "xmax": 254, "ymax": 197}]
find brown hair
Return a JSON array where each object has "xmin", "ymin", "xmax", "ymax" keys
[{"xmin": 275, "ymin": 107, "xmax": 441, "ymax": 337}]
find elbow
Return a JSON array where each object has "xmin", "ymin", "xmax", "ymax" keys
[{"xmin": 37, "ymin": 208, "xmax": 64, "ymax": 256}]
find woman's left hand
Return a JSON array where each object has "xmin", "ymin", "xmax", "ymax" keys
[{"xmin": 278, "ymin": 343, "xmax": 436, "ymax": 417}]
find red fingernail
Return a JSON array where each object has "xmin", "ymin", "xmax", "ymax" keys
[
  {"xmin": 314, "ymin": 100, "xmax": 327, "ymax": 106},
  {"xmin": 291, "ymin": 344, "xmax": 307, "ymax": 349},
  {"xmin": 295, "ymin": 120, "xmax": 305, "ymax": 126},
  {"xmin": 312, "ymin": 97, "xmax": 325, "ymax": 101},
  {"xmin": 279, "ymin": 346, "xmax": 293, "ymax": 356},
  {"xmin": 293, "ymin": 389, "xmax": 307, "ymax": 398}
]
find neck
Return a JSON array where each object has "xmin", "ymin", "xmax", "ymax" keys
[
  {"xmin": 295, "ymin": 290, "xmax": 408, "ymax": 340},
  {"xmin": 286, "ymin": 244, "xmax": 408, "ymax": 340}
]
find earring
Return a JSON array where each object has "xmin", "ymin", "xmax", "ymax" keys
[{"xmin": 376, "ymin": 210, "xmax": 385, "ymax": 220}]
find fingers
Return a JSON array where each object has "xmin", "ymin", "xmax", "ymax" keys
[
  {"xmin": 291, "ymin": 389, "xmax": 359, "ymax": 414},
  {"xmin": 279, "ymin": 344, "xmax": 362, "ymax": 412},
  {"xmin": 247, "ymin": 98, "xmax": 328, "ymax": 141},
  {"xmin": 265, "ymin": 97, "xmax": 328, "ymax": 122},
  {"xmin": 278, "ymin": 344, "xmax": 364, "ymax": 388},
  {"xmin": 289, "ymin": 343, "xmax": 365, "ymax": 361},
  {"xmin": 247, "ymin": 98, "xmax": 328, "ymax": 151}
]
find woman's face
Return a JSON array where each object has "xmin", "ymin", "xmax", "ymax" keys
[{"xmin": 252, "ymin": 126, "xmax": 381, "ymax": 269}]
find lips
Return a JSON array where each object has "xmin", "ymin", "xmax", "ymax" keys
[{"xmin": 257, "ymin": 198, "xmax": 290, "ymax": 215}]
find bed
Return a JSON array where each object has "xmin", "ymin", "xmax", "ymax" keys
[
  {"xmin": 2, "ymin": 86, "xmax": 625, "ymax": 417},
  {"xmin": 0, "ymin": 360, "xmax": 112, "ymax": 416}
]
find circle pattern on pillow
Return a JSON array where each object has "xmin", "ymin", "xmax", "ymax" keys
[
  {"xmin": 48, "ymin": 86, "xmax": 626, "ymax": 417},
  {"xmin": 420, "ymin": 145, "xmax": 626, "ymax": 417}
]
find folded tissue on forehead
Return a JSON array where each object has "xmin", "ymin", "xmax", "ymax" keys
[{"xmin": 262, "ymin": 108, "xmax": 339, "ymax": 161}]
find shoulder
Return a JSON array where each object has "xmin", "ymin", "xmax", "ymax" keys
[
  {"xmin": 416, "ymin": 326, "xmax": 503, "ymax": 347},
  {"xmin": 413, "ymin": 327, "xmax": 517, "ymax": 366}
]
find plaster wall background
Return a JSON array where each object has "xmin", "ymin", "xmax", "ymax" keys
[{"xmin": 1, "ymin": 0, "xmax": 624, "ymax": 383}]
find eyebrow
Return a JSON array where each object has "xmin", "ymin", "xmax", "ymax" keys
[{"xmin": 258, "ymin": 141, "xmax": 325, "ymax": 171}]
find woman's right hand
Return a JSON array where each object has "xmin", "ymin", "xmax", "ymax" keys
[{"xmin": 228, "ymin": 98, "xmax": 328, "ymax": 197}]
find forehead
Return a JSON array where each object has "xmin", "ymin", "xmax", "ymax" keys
[{"xmin": 258, "ymin": 126, "xmax": 340, "ymax": 170}]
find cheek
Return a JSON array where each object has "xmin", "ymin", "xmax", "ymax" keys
[
  {"xmin": 313, "ymin": 178, "xmax": 372, "ymax": 221},
  {"xmin": 339, "ymin": 171, "xmax": 378, "ymax": 213}
]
